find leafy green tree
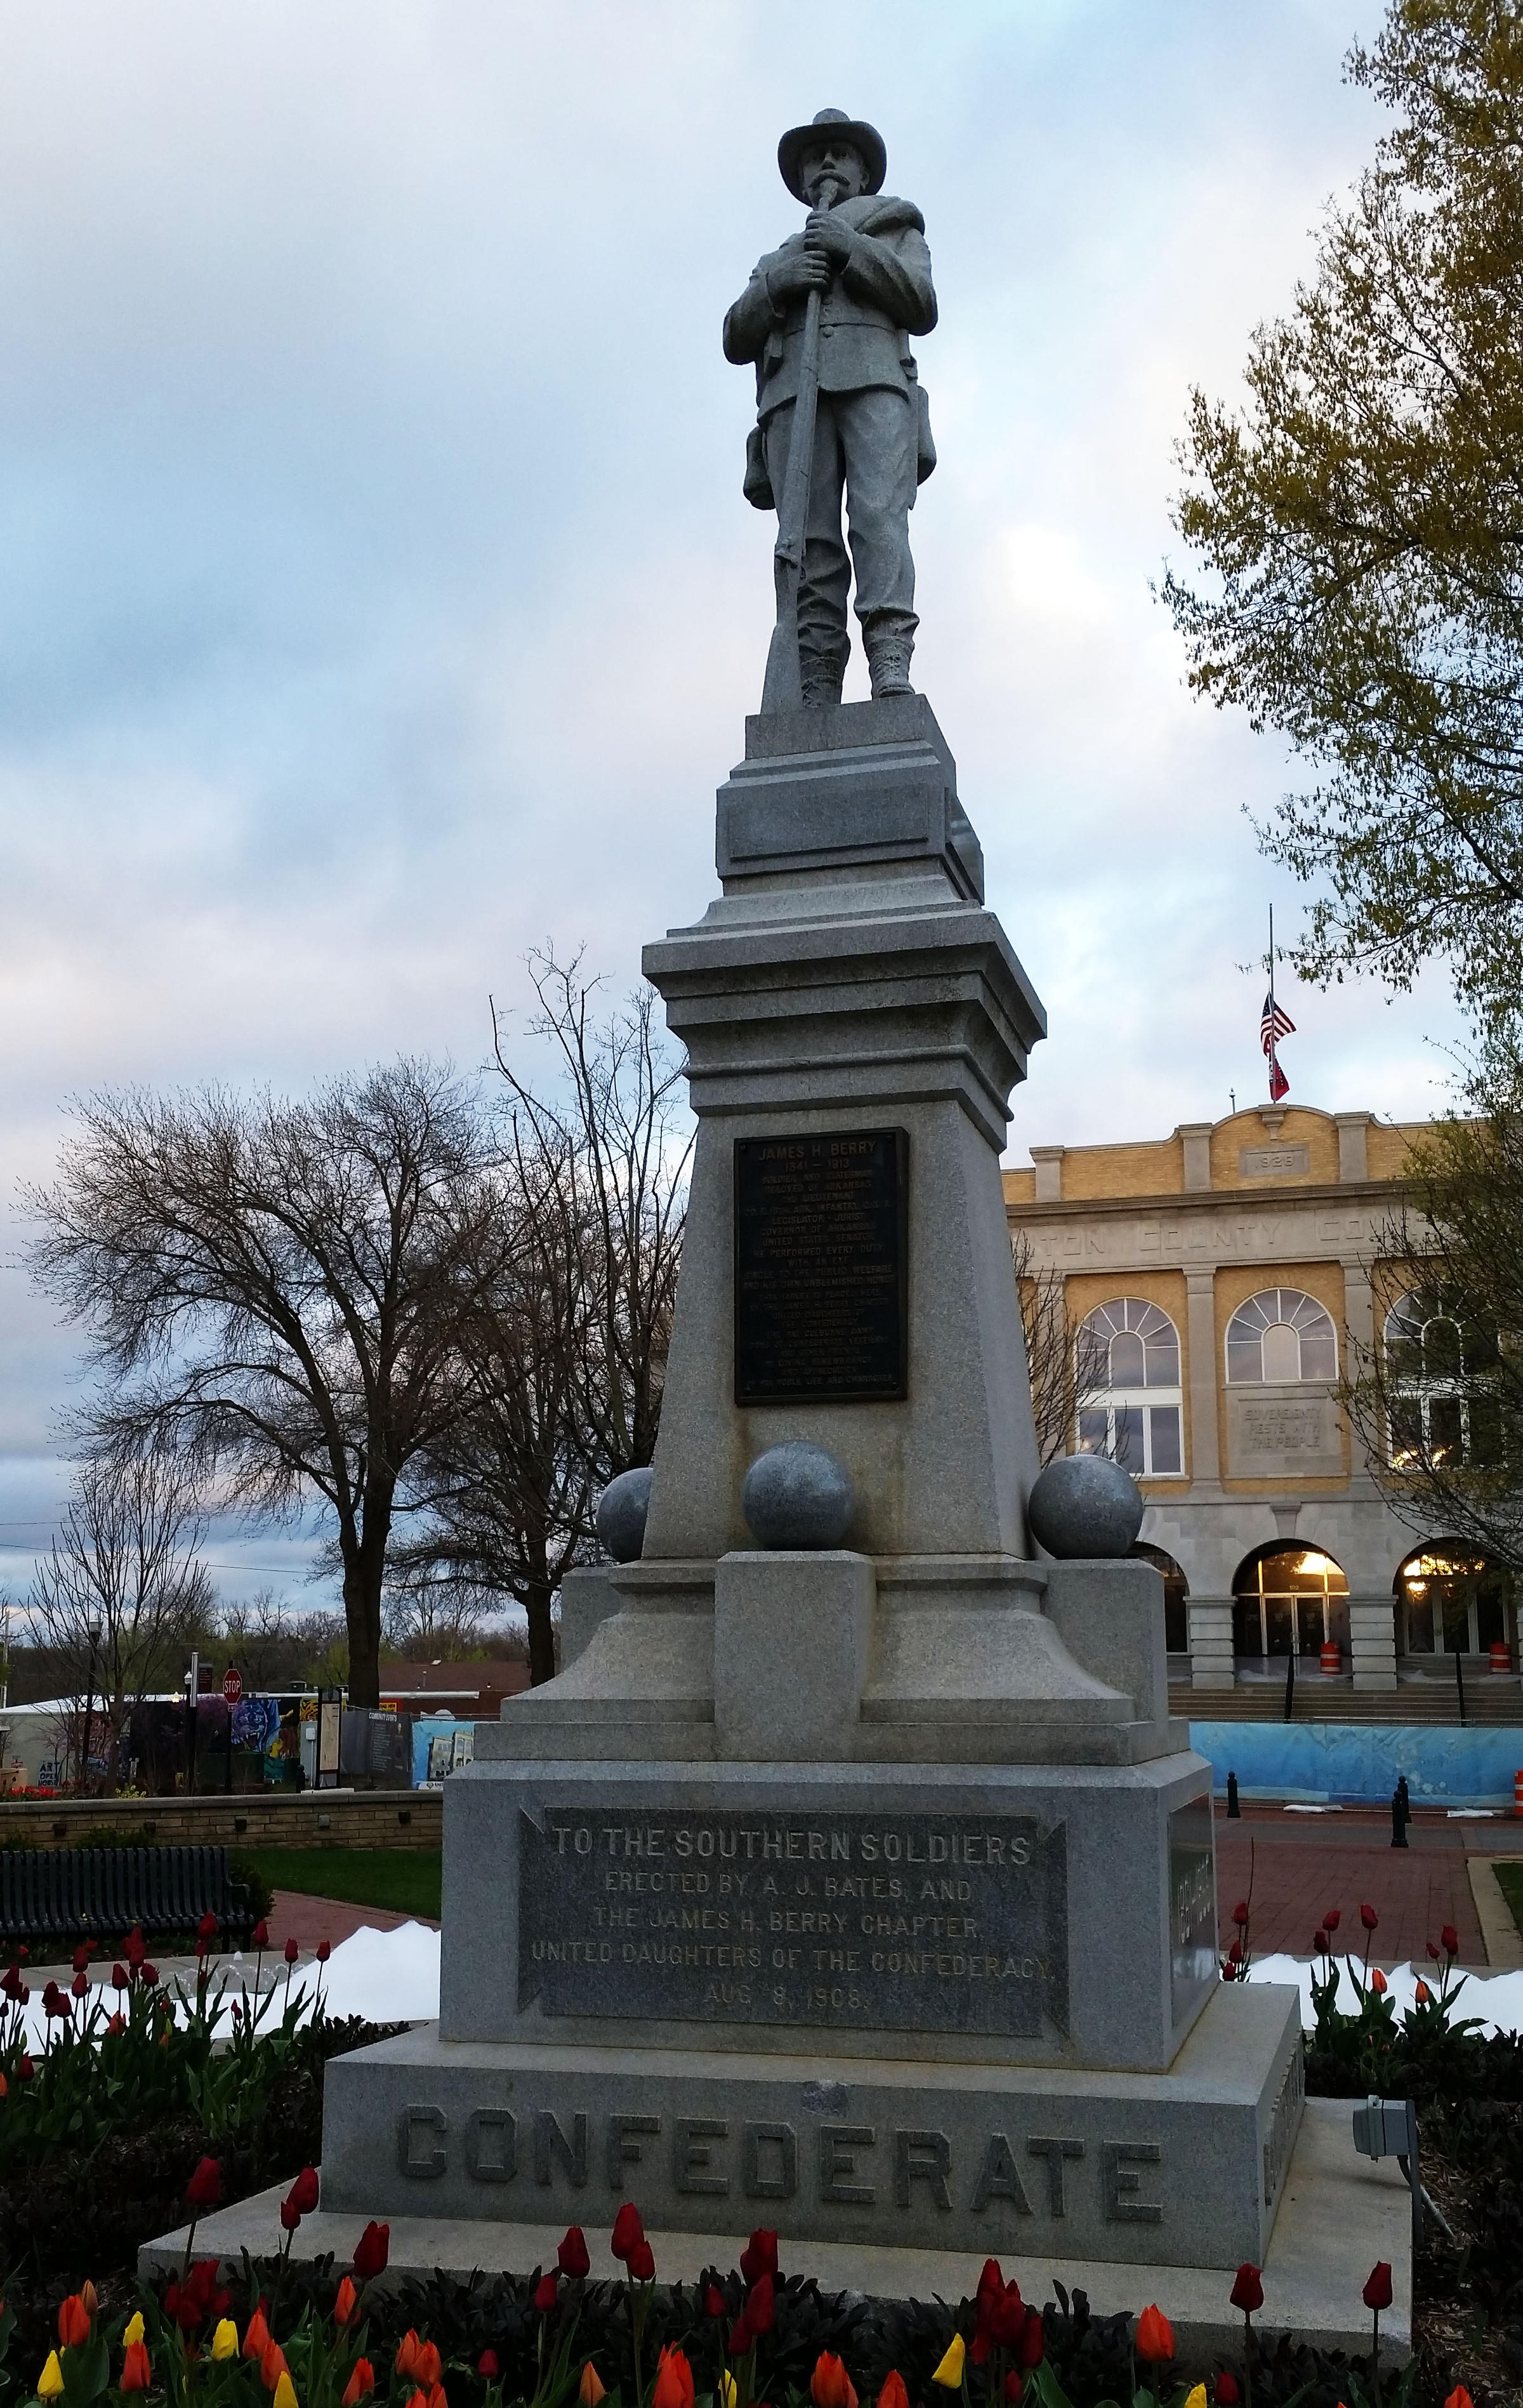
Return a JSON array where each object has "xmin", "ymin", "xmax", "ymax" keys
[{"xmin": 1165, "ymin": 1, "xmax": 1523, "ymax": 1027}]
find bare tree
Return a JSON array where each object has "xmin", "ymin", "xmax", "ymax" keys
[
  {"xmin": 381, "ymin": 1581, "xmax": 510, "ymax": 1662},
  {"xmin": 24, "ymin": 1450, "xmax": 213, "ymax": 1789},
  {"xmin": 25, "ymin": 1061, "xmax": 510, "ymax": 1708},
  {"xmin": 1012, "ymin": 1230, "xmax": 1109, "ymax": 1467},
  {"xmin": 212, "ymin": 1592, "xmax": 353, "ymax": 1693},
  {"xmin": 403, "ymin": 960, "xmax": 690, "ymax": 1684}
]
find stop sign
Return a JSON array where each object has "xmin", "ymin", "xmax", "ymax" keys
[{"xmin": 222, "ymin": 1664, "xmax": 242, "ymax": 1706}]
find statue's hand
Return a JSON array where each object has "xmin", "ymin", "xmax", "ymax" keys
[
  {"xmin": 768, "ymin": 248, "xmax": 831, "ymax": 300},
  {"xmin": 804, "ymin": 209, "xmax": 853, "ymax": 268}
]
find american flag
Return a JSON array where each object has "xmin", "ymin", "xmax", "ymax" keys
[{"xmin": 1260, "ymin": 992, "xmax": 1295, "ymax": 1058}]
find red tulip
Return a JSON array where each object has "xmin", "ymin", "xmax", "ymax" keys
[
  {"xmin": 878, "ymin": 2378, "xmax": 911, "ymax": 2408},
  {"xmin": 652, "ymin": 2348, "xmax": 696, "ymax": 2408},
  {"xmin": 741, "ymin": 2229, "xmax": 779, "ymax": 2286},
  {"xmin": 1322, "ymin": 1908, "xmax": 1340, "ymax": 1932},
  {"xmin": 1231, "ymin": 1900, "xmax": 1249, "ymax": 1928},
  {"xmin": 70, "ymin": 1971, "xmax": 89, "ymax": 1999},
  {"xmin": 317, "ymin": 1940, "xmax": 331, "ymax": 1962},
  {"xmin": 353, "ymin": 2220, "xmax": 390, "ymax": 2280},
  {"xmin": 290, "ymin": 2165, "xmax": 320, "ymax": 2215},
  {"xmin": 1371, "ymin": 1967, "xmax": 1388, "ymax": 1994},
  {"xmin": 112, "ymin": 1964, "xmax": 128, "ymax": 1989},
  {"xmin": 108, "ymin": 2012, "xmax": 125, "ymax": 2035},
  {"xmin": 252, "ymin": 1921, "xmax": 270, "ymax": 1950},
  {"xmin": 976, "ymin": 2258, "xmax": 1004, "ymax": 2303},
  {"xmin": 141, "ymin": 1963, "xmax": 159, "ymax": 1986},
  {"xmin": 1441, "ymin": 1924, "xmax": 1459, "ymax": 1955},
  {"xmin": 342, "ymin": 2361, "xmax": 376, "ymax": 2405},
  {"xmin": 1215, "ymin": 2374, "xmax": 1241, "ymax": 2405},
  {"xmin": 16, "ymin": 2057, "xmax": 31, "ymax": 2082},
  {"xmin": 704, "ymin": 2285, "xmax": 726, "ymax": 2319},
  {"xmin": 746, "ymin": 2273, "xmax": 775, "ymax": 2335},
  {"xmin": 810, "ymin": 2355, "xmax": 857, "ymax": 2408},
  {"xmin": 72, "ymin": 1946, "xmax": 90, "ymax": 1975},
  {"xmin": 610, "ymin": 2203, "xmax": 645, "ymax": 2263},
  {"xmin": 1313, "ymin": 1929, "xmax": 1328, "ymax": 1954},
  {"xmin": 1360, "ymin": 1903, "xmax": 1378, "ymax": 1931},
  {"xmin": 126, "ymin": 1926, "xmax": 147, "ymax": 1966},
  {"xmin": 478, "ymin": 2353, "xmax": 499, "ymax": 2381},
  {"xmin": 728, "ymin": 2313, "xmax": 753, "ymax": 2356},
  {"xmin": 558, "ymin": 2225, "xmax": 591, "ymax": 2279},
  {"xmin": 1018, "ymin": 2308, "xmax": 1045, "ymax": 2370},
  {"xmin": 279, "ymin": 2197, "xmax": 303, "ymax": 2233},
  {"xmin": 1427, "ymin": 1940, "xmax": 1441, "ymax": 1961},
  {"xmin": 1135, "ymin": 2305, "xmax": 1174, "ymax": 2364},
  {"xmin": 284, "ymin": 1937, "xmax": 300, "ymax": 1965},
  {"xmin": 198, "ymin": 1912, "xmax": 219, "ymax": 1943},
  {"xmin": 187, "ymin": 2156, "xmax": 223, "ymax": 2210},
  {"xmin": 1363, "ymin": 2261, "xmax": 1393, "ymax": 2311},
  {"xmin": 626, "ymin": 2237, "xmax": 656, "ymax": 2282},
  {"xmin": 57, "ymin": 2295, "xmax": 91, "ymax": 2348},
  {"xmin": 1229, "ymin": 2263, "xmax": 1263, "ymax": 2314},
  {"xmin": 1003, "ymin": 2378, "xmax": 1022, "ymax": 2404},
  {"xmin": 534, "ymin": 2274, "xmax": 559, "ymax": 2313}
]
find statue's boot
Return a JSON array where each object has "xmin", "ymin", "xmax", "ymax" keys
[
  {"xmin": 864, "ymin": 618, "xmax": 914, "ymax": 698},
  {"xmin": 800, "ymin": 644, "xmax": 847, "ymax": 708}
]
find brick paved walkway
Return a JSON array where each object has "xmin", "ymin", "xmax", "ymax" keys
[
  {"xmin": 1215, "ymin": 1804, "xmax": 1523, "ymax": 1966},
  {"xmin": 265, "ymin": 1889, "xmax": 438, "ymax": 1952}
]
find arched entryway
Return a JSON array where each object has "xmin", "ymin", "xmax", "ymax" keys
[
  {"xmin": 1232, "ymin": 1543, "xmax": 1350, "ymax": 1664},
  {"xmin": 1131, "ymin": 1542, "xmax": 1189, "ymax": 1655},
  {"xmin": 1394, "ymin": 1544, "xmax": 1515, "ymax": 1663}
]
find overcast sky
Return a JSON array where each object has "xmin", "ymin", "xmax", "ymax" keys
[{"xmin": 0, "ymin": 0, "xmax": 1459, "ymax": 1611}]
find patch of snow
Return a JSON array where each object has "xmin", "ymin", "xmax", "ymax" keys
[{"xmin": 1246, "ymin": 1952, "xmax": 1523, "ymax": 2035}]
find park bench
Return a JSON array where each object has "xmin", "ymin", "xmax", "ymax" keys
[{"xmin": 0, "ymin": 1844, "xmax": 256, "ymax": 1953}]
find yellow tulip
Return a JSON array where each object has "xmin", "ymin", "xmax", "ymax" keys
[
  {"xmin": 212, "ymin": 2320, "xmax": 239, "ymax": 2362},
  {"xmin": 123, "ymin": 2314, "xmax": 145, "ymax": 2349},
  {"xmin": 930, "ymin": 2336, "xmax": 966, "ymax": 2389},
  {"xmin": 273, "ymin": 2374, "xmax": 300, "ymax": 2408},
  {"xmin": 1184, "ymin": 2390, "xmax": 1207, "ymax": 2408},
  {"xmin": 38, "ymin": 2353, "xmax": 65, "ymax": 2402},
  {"xmin": 720, "ymin": 2378, "xmax": 737, "ymax": 2408}
]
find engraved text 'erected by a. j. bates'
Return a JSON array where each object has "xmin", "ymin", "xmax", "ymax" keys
[{"xmin": 517, "ymin": 1808, "xmax": 1068, "ymax": 2039}]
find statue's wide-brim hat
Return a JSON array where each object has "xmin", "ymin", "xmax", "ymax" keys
[{"xmin": 777, "ymin": 106, "xmax": 887, "ymax": 201}]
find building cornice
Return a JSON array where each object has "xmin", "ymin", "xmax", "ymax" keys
[{"xmin": 1004, "ymin": 1175, "xmax": 1413, "ymax": 1224}]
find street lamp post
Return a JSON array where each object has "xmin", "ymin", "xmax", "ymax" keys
[{"xmin": 81, "ymin": 1620, "xmax": 103, "ymax": 1793}]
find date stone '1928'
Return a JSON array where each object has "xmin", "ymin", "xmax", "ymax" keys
[
  {"xmin": 734, "ymin": 1129, "xmax": 907, "ymax": 1405},
  {"xmin": 518, "ymin": 1808, "xmax": 1067, "ymax": 2041}
]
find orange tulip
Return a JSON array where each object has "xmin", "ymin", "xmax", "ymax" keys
[
  {"xmin": 652, "ymin": 2348, "xmax": 696, "ymax": 2408},
  {"xmin": 396, "ymin": 2334, "xmax": 426, "ymax": 2381},
  {"xmin": 80, "ymin": 2286, "xmax": 98, "ymax": 2321},
  {"xmin": 121, "ymin": 2342, "xmax": 152, "ymax": 2393},
  {"xmin": 877, "ymin": 2379, "xmax": 910, "ymax": 2408},
  {"xmin": 811, "ymin": 2357, "xmax": 858, "ymax": 2408},
  {"xmin": 1443, "ymin": 2388, "xmax": 1475, "ymax": 2408},
  {"xmin": 260, "ymin": 2338, "xmax": 289, "ymax": 2391},
  {"xmin": 426, "ymin": 2388, "xmax": 447, "ymax": 2408},
  {"xmin": 243, "ymin": 2309, "xmax": 271, "ymax": 2363},
  {"xmin": 404, "ymin": 2393, "xmax": 428, "ymax": 2408},
  {"xmin": 579, "ymin": 2367, "xmax": 607, "ymax": 2408},
  {"xmin": 57, "ymin": 2296, "xmax": 91, "ymax": 2349},
  {"xmin": 1135, "ymin": 2306, "xmax": 1174, "ymax": 2364},
  {"xmin": 334, "ymin": 2279, "xmax": 359, "ymax": 2329},
  {"xmin": 342, "ymin": 2363, "xmax": 376, "ymax": 2407}
]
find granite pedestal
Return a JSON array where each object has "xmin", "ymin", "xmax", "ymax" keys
[{"xmin": 317, "ymin": 699, "xmax": 1303, "ymax": 2275}]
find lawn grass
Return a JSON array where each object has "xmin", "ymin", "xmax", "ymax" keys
[
  {"xmin": 243, "ymin": 1847, "xmax": 442, "ymax": 1921},
  {"xmin": 1493, "ymin": 1858, "xmax": 1523, "ymax": 1940}
]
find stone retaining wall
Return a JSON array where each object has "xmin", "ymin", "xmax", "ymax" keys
[{"xmin": 0, "ymin": 1789, "xmax": 442, "ymax": 1851}]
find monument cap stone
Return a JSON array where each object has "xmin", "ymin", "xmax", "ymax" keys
[
  {"xmin": 741, "ymin": 1439, "xmax": 855, "ymax": 1548},
  {"xmin": 1029, "ymin": 1452, "xmax": 1145, "ymax": 1559},
  {"xmin": 595, "ymin": 1466, "xmax": 653, "ymax": 1563}
]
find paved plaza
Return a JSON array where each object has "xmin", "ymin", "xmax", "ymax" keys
[{"xmin": 1215, "ymin": 1802, "xmax": 1523, "ymax": 1966}]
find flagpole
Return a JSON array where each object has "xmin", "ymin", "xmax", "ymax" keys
[{"xmin": 1267, "ymin": 903, "xmax": 1275, "ymax": 1102}]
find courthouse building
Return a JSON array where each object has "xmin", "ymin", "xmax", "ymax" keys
[{"xmin": 1003, "ymin": 1103, "xmax": 1521, "ymax": 1711}]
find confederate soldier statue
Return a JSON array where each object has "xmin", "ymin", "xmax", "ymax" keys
[{"xmin": 725, "ymin": 107, "xmax": 937, "ymax": 708}]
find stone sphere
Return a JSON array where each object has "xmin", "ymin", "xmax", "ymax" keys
[
  {"xmin": 742, "ymin": 1441, "xmax": 855, "ymax": 1550},
  {"xmin": 596, "ymin": 1466, "xmax": 654, "ymax": 1563},
  {"xmin": 1027, "ymin": 1453, "xmax": 1144, "ymax": 1559}
]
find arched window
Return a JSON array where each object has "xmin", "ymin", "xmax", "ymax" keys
[
  {"xmin": 1225, "ymin": 1288, "xmax": 1338, "ymax": 1384},
  {"xmin": 1383, "ymin": 1287, "xmax": 1500, "ymax": 1469},
  {"xmin": 1075, "ymin": 1298, "xmax": 1184, "ymax": 1478},
  {"xmin": 1131, "ymin": 1541, "xmax": 1190, "ymax": 1655},
  {"xmin": 1394, "ymin": 1544, "xmax": 1513, "ymax": 1657},
  {"xmin": 1232, "ymin": 1544, "xmax": 1349, "ymax": 1660}
]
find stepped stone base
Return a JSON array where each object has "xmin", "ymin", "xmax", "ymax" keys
[{"xmin": 318, "ymin": 1982, "xmax": 1304, "ymax": 2273}]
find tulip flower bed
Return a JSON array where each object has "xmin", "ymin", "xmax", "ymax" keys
[{"xmin": 0, "ymin": 1921, "xmax": 400, "ymax": 2316}]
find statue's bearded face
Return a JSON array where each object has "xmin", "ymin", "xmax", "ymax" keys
[{"xmin": 800, "ymin": 142, "xmax": 866, "ymax": 205}]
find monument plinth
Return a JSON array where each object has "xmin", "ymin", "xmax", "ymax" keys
[{"xmin": 319, "ymin": 701, "xmax": 1303, "ymax": 2271}]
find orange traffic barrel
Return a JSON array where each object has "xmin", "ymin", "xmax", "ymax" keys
[
  {"xmin": 1319, "ymin": 1639, "xmax": 1341, "ymax": 1675},
  {"xmin": 1515, "ymin": 1769, "xmax": 1523, "ymax": 1817},
  {"xmin": 1489, "ymin": 1639, "xmax": 1512, "ymax": 1674}
]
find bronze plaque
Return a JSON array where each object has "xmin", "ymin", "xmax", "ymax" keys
[
  {"xmin": 734, "ymin": 1130, "xmax": 907, "ymax": 1405},
  {"xmin": 517, "ymin": 1806, "xmax": 1069, "ymax": 2039}
]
